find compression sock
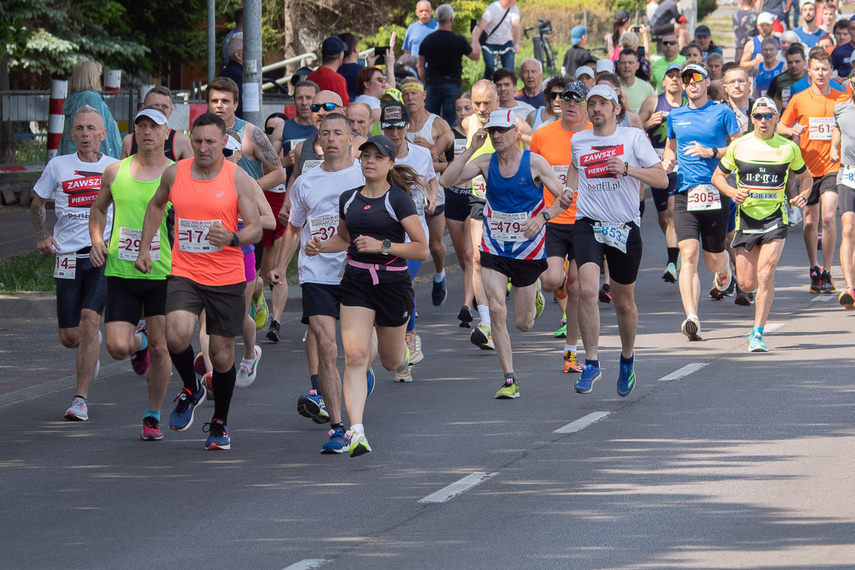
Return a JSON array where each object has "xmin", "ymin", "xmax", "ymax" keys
[
  {"xmin": 310, "ymin": 374, "xmax": 320, "ymax": 392},
  {"xmin": 620, "ymin": 353, "xmax": 634, "ymax": 367},
  {"xmin": 585, "ymin": 359, "xmax": 600, "ymax": 369},
  {"xmin": 477, "ymin": 304, "xmax": 491, "ymax": 327},
  {"xmin": 667, "ymin": 247, "xmax": 679, "ymax": 265},
  {"xmin": 753, "ymin": 326, "xmax": 764, "ymax": 336},
  {"xmin": 137, "ymin": 331, "xmax": 148, "ymax": 352},
  {"xmin": 169, "ymin": 345, "xmax": 198, "ymax": 392},
  {"xmin": 564, "ymin": 344, "xmax": 577, "ymax": 354},
  {"xmin": 433, "ymin": 270, "xmax": 446, "ymax": 282},
  {"xmin": 144, "ymin": 409, "xmax": 161, "ymax": 421},
  {"xmin": 212, "ymin": 365, "xmax": 237, "ymax": 424}
]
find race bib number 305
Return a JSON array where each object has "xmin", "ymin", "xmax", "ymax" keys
[
  {"xmin": 687, "ymin": 184, "xmax": 722, "ymax": 211},
  {"xmin": 54, "ymin": 252, "xmax": 76, "ymax": 279},
  {"xmin": 177, "ymin": 219, "xmax": 221, "ymax": 253},
  {"xmin": 808, "ymin": 117, "xmax": 834, "ymax": 141},
  {"xmin": 308, "ymin": 215, "xmax": 339, "ymax": 242},
  {"xmin": 592, "ymin": 222, "xmax": 630, "ymax": 253},
  {"xmin": 118, "ymin": 227, "xmax": 160, "ymax": 261},
  {"xmin": 488, "ymin": 210, "xmax": 528, "ymax": 242}
]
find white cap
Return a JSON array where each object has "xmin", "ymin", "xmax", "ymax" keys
[
  {"xmin": 753, "ymin": 96, "xmax": 779, "ymax": 114},
  {"xmin": 595, "ymin": 59, "xmax": 615, "ymax": 73},
  {"xmin": 587, "ymin": 84, "xmax": 620, "ymax": 105},
  {"xmin": 225, "ymin": 133, "xmax": 242, "ymax": 152},
  {"xmin": 801, "ymin": 0, "xmax": 816, "ymax": 5},
  {"xmin": 576, "ymin": 65, "xmax": 595, "ymax": 79},
  {"xmin": 757, "ymin": 11, "xmax": 775, "ymax": 25},
  {"xmin": 483, "ymin": 110, "xmax": 516, "ymax": 129},
  {"xmin": 134, "ymin": 108, "xmax": 169, "ymax": 126}
]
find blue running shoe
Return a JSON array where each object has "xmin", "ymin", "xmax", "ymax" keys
[
  {"xmin": 169, "ymin": 386, "xmax": 206, "ymax": 431},
  {"xmin": 297, "ymin": 390, "xmax": 329, "ymax": 424},
  {"xmin": 431, "ymin": 276, "xmax": 447, "ymax": 306},
  {"xmin": 574, "ymin": 364, "xmax": 601, "ymax": 394},
  {"xmin": 366, "ymin": 367, "xmax": 375, "ymax": 398},
  {"xmin": 617, "ymin": 361, "xmax": 635, "ymax": 397},
  {"xmin": 203, "ymin": 419, "xmax": 230, "ymax": 450},
  {"xmin": 321, "ymin": 426, "xmax": 347, "ymax": 454}
]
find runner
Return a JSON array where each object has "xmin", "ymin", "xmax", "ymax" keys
[
  {"xmin": 440, "ymin": 109, "xmax": 568, "ymax": 399},
  {"xmin": 304, "ymin": 135, "xmax": 429, "ymax": 456},
  {"xmin": 831, "ymin": 86, "xmax": 855, "ymax": 308},
  {"xmin": 712, "ymin": 97, "xmax": 813, "ymax": 351},
  {"xmin": 778, "ymin": 47, "xmax": 849, "ymax": 294},
  {"xmin": 120, "ymin": 86, "xmax": 193, "ymax": 161},
  {"xmin": 568, "ymin": 85, "xmax": 667, "ymax": 395},
  {"xmin": 135, "ymin": 112, "xmax": 263, "ymax": 451},
  {"xmin": 529, "ymin": 80, "xmax": 592, "ymax": 374},
  {"xmin": 30, "ymin": 105, "xmax": 117, "ymax": 421},
  {"xmin": 89, "ymin": 107, "xmax": 173, "ymax": 440},
  {"xmin": 662, "ymin": 63, "xmax": 742, "ymax": 340}
]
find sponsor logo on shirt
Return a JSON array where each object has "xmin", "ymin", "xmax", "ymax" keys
[
  {"xmin": 581, "ymin": 145, "xmax": 623, "ymax": 179},
  {"xmin": 62, "ymin": 171, "xmax": 102, "ymax": 207}
]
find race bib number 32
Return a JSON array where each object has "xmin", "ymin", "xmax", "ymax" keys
[
  {"xmin": 308, "ymin": 215, "xmax": 339, "ymax": 242},
  {"xmin": 687, "ymin": 184, "xmax": 722, "ymax": 211},
  {"xmin": 118, "ymin": 227, "xmax": 160, "ymax": 262},
  {"xmin": 488, "ymin": 210, "xmax": 528, "ymax": 242},
  {"xmin": 177, "ymin": 218, "xmax": 221, "ymax": 253}
]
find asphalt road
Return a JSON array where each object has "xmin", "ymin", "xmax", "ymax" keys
[{"xmin": 1, "ymin": 202, "xmax": 854, "ymax": 570}]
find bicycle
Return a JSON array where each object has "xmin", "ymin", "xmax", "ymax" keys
[{"xmin": 524, "ymin": 18, "xmax": 555, "ymax": 73}]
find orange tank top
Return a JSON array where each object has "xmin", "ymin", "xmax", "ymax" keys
[{"xmin": 169, "ymin": 158, "xmax": 244, "ymax": 286}]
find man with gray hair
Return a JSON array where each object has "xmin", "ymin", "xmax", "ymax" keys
[
  {"xmin": 418, "ymin": 3, "xmax": 481, "ymax": 126},
  {"xmin": 515, "ymin": 58, "xmax": 544, "ymax": 108},
  {"xmin": 403, "ymin": 1, "xmax": 438, "ymax": 56},
  {"xmin": 218, "ymin": 32, "xmax": 244, "ymax": 118}
]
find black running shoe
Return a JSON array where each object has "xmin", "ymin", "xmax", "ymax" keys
[{"xmin": 266, "ymin": 320, "xmax": 280, "ymax": 342}]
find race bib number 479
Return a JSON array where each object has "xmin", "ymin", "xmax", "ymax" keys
[
  {"xmin": 488, "ymin": 210, "xmax": 527, "ymax": 242},
  {"xmin": 177, "ymin": 218, "xmax": 221, "ymax": 253}
]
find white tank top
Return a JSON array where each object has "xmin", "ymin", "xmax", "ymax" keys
[{"xmin": 406, "ymin": 113, "xmax": 438, "ymax": 145}]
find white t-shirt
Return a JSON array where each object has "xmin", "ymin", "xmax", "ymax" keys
[
  {"xmin": 572, "ymin": 127, "xmax": 661, "ymax": 225},
  {"xmin": 289, "ymin": 160, "xmax": 365, "ymax": 285},
  {"xmin": 395, "ymin": 143, "xmax": 437, "ymax": 238},
  {"xmin": 354, "ymin": 94, "xmax": 381, "ymax": 111},
  {"xmin": 33, "ymin": 152, "xmax": 118, "ymax": 254},
  {"xmin": 481, "ymin": 1, "xmax": 521, "ymax": 45},
  {"xmin": 501, "ymin": 101, "xmax": 536, "ymax": 123}
]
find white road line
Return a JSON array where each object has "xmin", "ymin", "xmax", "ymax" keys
[
  {"xmin": 553, "ymin": 411, "xmax": 611, "ymax": 434},
  {"xmin": 811, "ymin": 295, "xmax": 834, "ymax": 302},
  {"xmin": 418, "ymin": 472, "xmax": 497, "ymax": 504},
  {"xmin": 764, "ymin": 322, "xmax": 783, "ymax": 332},
  {"xmin": 658, "ymin": 362, "xmax": 708, "ymax": 382},
  {"xmin": 282, "ymin": 560, "xmax": 328, "ymax": 570}
]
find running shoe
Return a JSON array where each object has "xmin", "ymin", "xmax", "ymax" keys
[
  {"xmin": 809, "ymin": 266, "xmax": 822, "ymax": 294},
  {"xmin": 494, "ymin": 377, "xmax": 520, "ymax": 399},
  {"xmin": 709, "ymin": 285, "xmax": 726, "ymax": 300},
  {"xmin": 617, "ymin": 361, "xmax": 635, "ymax": 397},
  {"xmin": 406, "ymin": 332, "xmax": 424, "ymax": 365},
  {"xmin": 169, "ymin": 386, "xmax": 206, "ymax": 431},
  {"xmin": 193, "ymin": 351, "xmax": 207, "ymax": 377},
  {"xmin": 432, "ymin": 276, "xmax": 447, "ymax": 306},
  {"xmin": 236, "ymin": 345, "xmax": 262, "ymax": 388},
  {"xmin": 201, "ymin": 372, "xmax": 214, "ymax": 400},
  {"xmin": 141, "ymin": 416, "xmax": 164, "ymax": 441},
  {"xmin": 662, "ymin": 262, "xmax": 677, "ymax": 283},
  {"xmin": 535, "ymin": 281, "xmax": 544, "ymax": 319},
  {"xmin": 266, "ymin": 320, "xmax": 280, "ymax": 343},
  {"xmin": 297, "ymin": 390, "xmax": 329, "ymax": 424},
  {"xmin": 714, "ymin": 264, "xmax": 733, "ymax": 293},
  {"xmin": 734, "ymin": 285, "xmax": 752, "ymax": 306},
  {"xmin": 681, "ymin": 316, "xmax": 702, "ymax": 341},
  {"xmin": 554, "ymin": 316, "xmax": 567, "ymax": 338},
  {"xmin": 574, "ymin": 364, "xmax": 601, "ymax": 394},
  {"xmin": 748, "ymin": 331, "xmax": 769, "ymax": 352},
  {"xmin": 251, "ymin": 295, "xmax": 268, "ymax": 329},
  {"xmin": 346, "ymin": 428, "xmax": 371, "ymax": 457},
  {"xmin": 788, "ymin": 206, "xmax": 802, "ymax": 226},
  {"xmin": 64, "ymin": 396, "xmax": 89, "ymax": 421},
  {"xmin": 396, "ymin": 347, "xmax": 410, "ymax": 374},
  {"xmin": 366, "ymin": 367, "xmax": 376, "ymax": 397},
  {"xmin": 458, "ymin": 305, "xmax": 473, "ymax": 328},
  {"xmin": 130, "ymin": 324, "xmax": 150, "ymax": 375},
  {"xmin": 321, "ymin": 426, "xmax": 347, "ymax": 454},
  {"xmin": 203, "ymin": 419, "xmax": 230, "ymax": 450},
  {"xmin": 470, "ymin": 323, "xmax": 494, "ymax": 350},
  {"xmin": 599, "ymin": 283, "xmax": 611, "ymax": 303},
  {"xmin": 820, "ymin": 270, "xmax": 837, "ymax": 294},
  {"xmin": 563, "ymin": 350, "xmax": 581, "ymax": 373},
  {"xmin": 506, "ymin": 281, "xmax": 512, "ymax": 297},
  {"xmin": 817, "ymin": 233, "xmax": 823, "ymax": 251},
  {"xmin": 394, "ymin": 366, "xmax": 413, "ymax": 382},
  {"xmin": 838, "ymin": 286, "xmax": 855, "ymax": 309}
]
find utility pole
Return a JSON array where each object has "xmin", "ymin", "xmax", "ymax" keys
[
  {"xmin": 242, "ymin": 0, "xmax": 263, "ymax": 127},
  {"xmin": 207, "ymin": 0, "xmax": 216, "ymax": 83}
]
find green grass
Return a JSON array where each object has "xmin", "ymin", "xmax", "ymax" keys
[{"xmin": 0, "ymin": 251, "xmax": 57, "ymax": 292}]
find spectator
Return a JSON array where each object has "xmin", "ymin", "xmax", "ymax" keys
[
  {"xmin": 741, "ymin": 12, "xmax": 780, "ymax": 70},
  {"xmin": 402, "ymin": 1, "xmax": 439, "ymax": 56},
  {"xmin": 617, "ymin": 49, "xmax": 655, "ymax": 112},
  {"xmin": 606, "ymin": 9, "xmax": 632, "ymax": 59},
  {"xmin": 650, "ymin": 0, "xmax": 690, "ymax": 49},
  {"xmin": 683, "ymin": 42, "xmax": 704, "ymax": 64},
  {"xmin": 754, "ymin": 37, "xmax": 786, "ymax": 97},
  {"xmin": 646, "ymin": 0, "xmax": 660, "ymax": 25},
  {"xmin": 354, "ymin": 67, "xmax": 389, "ymax": 121},
  {"xmin": 793, "ymin": 0, "xmax": 825, "ymax": 47},
  {"xmin": 576, "ymin": 66, "xmax": 596, "ymax": 89},
  {"xmin": 733, "ymin": 0, "xmax": 758, "ymax": 65},
  {"xmin": 830, "ymin": 16, "xmax": 855, "ymax": 77},
  {"xmin": 562, "ymin": 25, "xmax": 590, "ymax": 79},
  {"xmin": 218, "ymin": 32, "xmax": 244, "ymax": 119},
  {"xmin": 650, "ymin": 32, "xmax": 686, "ymax": 91},
  {"xmin": 59, "ymin": 57, "xmax": 121, "ymax": 158},
  {"xmin": 473, "ymin": 0, "xmax": 521, "ymax": 79},
  {"xmin": 760, "ymin": 0, "xmax": 790, "ymax": 29},
  {"xmin": 307, "ymin": 36, "xmax": 351, "ymax": 105},
  {"xmin": 707, "ymin": 53, "xmax": 724, "ymax": 80},
  {"xmin": 618, "ymin": 31, "xmax": 651, "ymax": 81},
  {"xmin": 418, "ymin": 4, "xmax": 481, "ymax": 127},
  {"xmin": 693, "ymin": 25, "xmax": 722, "ymax": 60},
  {"xmin": 515, "ymin": 58, "xmax": 545, "ymax": 108},
  {"xmin": 222, "ymin": 7, "xmax": 243, "ymax": 64},
  {"xmin": 492, "ymin": 68, "xmax": 535, "ymax": 122},
  {"xmin": 337, "ymin": 33, "xmax": 364, "ymax": 101}
]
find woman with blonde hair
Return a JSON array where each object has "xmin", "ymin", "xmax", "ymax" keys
[{"xmin": 59, "ymin": 57, "xmax": 122, "ymax": 158}]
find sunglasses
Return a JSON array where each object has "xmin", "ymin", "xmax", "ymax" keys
[
  {"xmin": 561, "ymin": 94, "xmax": 586, "ymax": 104},
  {"xmin": 682, "ymin": 72, "xmax": 706, "ymax": 84},
  {"xmin": 223, "ymin": 148, "xmax": 236, "ymax": 158},
  {"xmin": 662, "ymin": 40, "xmax": 678, "ymax": 46},
  {"xmin": 311, "ymin": 102, "xmax": 339, "ymax": 112},
  {"xmin": 752, "ymin": 112, "xmax": 776, "ymax": 120},
  {"xmin": 547, "ymin": 91, "xmax": 563, "ymax": 100},
  {"xmin": 487, "ymin": 126, "xmax": 515, "ymax": 134}
]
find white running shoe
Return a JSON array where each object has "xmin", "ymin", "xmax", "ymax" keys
[{"xmin": 236, "ymin": 345, "xmax": 262, "ymax": 388}]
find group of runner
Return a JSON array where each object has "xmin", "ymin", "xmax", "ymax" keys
[{"xmin": 31, "ymin": 37, "xmax": 855, "ymax": 456}]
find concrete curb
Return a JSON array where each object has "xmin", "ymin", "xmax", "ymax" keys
[{"xmin": 0, "ymin": 292, "xmax": 56, "ymax": 319}]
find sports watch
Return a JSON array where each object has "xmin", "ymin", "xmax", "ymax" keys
[{"xmin": 381, "ymin": 239, "xmax": 392, "ymax": 255}]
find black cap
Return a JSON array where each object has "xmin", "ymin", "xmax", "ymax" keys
[
  {"xmin": 379, "ymin": 101, "xmax": 410, "ymax": 129},
  {"xmin": 695, "ymin": 24, "xmax": 711, "ymax": 36},
  {"xmin": 358, "ymin": 135, "xmax": 397, "ymax": 159},
  {"xmin": 562, "ymin": 80, "xmax": 590, "ymax": 100},
  {"xmin": 321, "ymin": 36, "xmax": 346, "ymax": 57},
  {"xmin": 614, "ymin": 9, "xmax": 630, "ymax": 21}
]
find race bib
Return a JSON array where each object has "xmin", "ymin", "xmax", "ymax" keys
[
  {"xmin": 808, "ymin": 117, "xmax": 834, "ymax": 141},
  {"xmin": 840, "ymin": 164, "xmax": 855, "ymax": 190},
  {"xmin": 177, "ymin": 218, "xmax": 222, "ymax": 253},
  {"xmin": 303, "ymin": 159, "xmax": 323, "ymax": 172},
  {"xmin": 782, "ymin": 87, "xmax": 791, "ymax": 108},
  {"xmin": 488, "ymin": 210, "xmax": 528, "ymax": 242},
  {"xmin": 472, "ymin": 175, "xmax": 487, "ymax": 200},
  {"xmin": 286, "ymin": 138, "xmax": 306, "ymax": 153},
  {"xmin": 687, "ymin": 184, "xmax": 722, "ymax": 211},
  {"xmin": 453, "ymin": 139, "xmax": 467, "ymax": 158},
  {"xmin": 117, "ymin": 227, "xmax": 160, "ymax": 262},
  {"xmin": 54, "ymin": 252, "xmax": 76, "ymax": 279},
  {"xmin": 552, "ymin": 165, "xmax": 570, "ymax": 191},
  {"xmin": 592, "ymin": 222, "xmax": 630, "ymax": 253},
  {"xmin": 308, "ymin": 214, "xmax": 339, "ymax": 242}
]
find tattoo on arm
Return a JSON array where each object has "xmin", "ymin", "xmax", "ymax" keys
[
  {"xmin": 30, "ymin": 202, "xmax": 50, "ymax": 242},
  {"xmin": 251, "ymin": 125, "xmax": 283, "ymax": 169}
]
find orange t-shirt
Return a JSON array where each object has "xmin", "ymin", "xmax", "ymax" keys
[
  {"xmin": 169, "ymin": 158, "xmax": 245, "ymax": 286},
  {"xmin": 529, "ymin": 119, "xmax": 592, "ymax": 224},
  {"xmin": 780, "ymin": 86, "xmax": 850, "ymax": 178}
]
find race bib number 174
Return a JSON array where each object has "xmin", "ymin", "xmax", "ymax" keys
[{"xmin": 177, "ymin": 219, "xmax": 221, "ymax": 253}]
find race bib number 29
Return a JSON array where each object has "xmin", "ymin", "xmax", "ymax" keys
[
  {"xmin": 118, "ymin": 227, "xmax": 160, "ymax": 262},
  {"xmin": 177, "ymin": 219, "xmax": 221, "ymax": 253}
]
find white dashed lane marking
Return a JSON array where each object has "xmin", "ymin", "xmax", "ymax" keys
[
  {"xmin": 553, "ymin": 411, "xmax": 611, "ymax": 434},
  {"xmin": 418, "ymin": 472, "xmax": 497, "ymax": 504},
  {"xmin": 282, "ymin": 559, "xmax": 328, "ymax": 570},
  {"xmin": 658, "ymin": 362, "xmax": 708, "ymax": 382}
]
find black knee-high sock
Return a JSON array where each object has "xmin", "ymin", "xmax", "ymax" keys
[
  {"xmin": 667, "ymin": 247, "xmax": 679, "ymax": 265},
  {"xmin": 169, "ymin": 345, "xmax": 197, "ymax": 392},
  {"xmin": 212, "ymin": 364, "xmax": 237, "ymax": 424}
]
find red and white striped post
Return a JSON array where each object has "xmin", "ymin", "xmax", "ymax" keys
[
  {"xmin": 46, "ymin": 79, "xmax": 67, "ymax": 162},
  {"xmin": 104, "ymin": 69, "xmax": 121, "ymax": 94}
]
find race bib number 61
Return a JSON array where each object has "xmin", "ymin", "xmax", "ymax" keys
[
  {"xmin": 808, "ymin": 117, "xmax": 834, "ymax": 141},
  {"xmin": 177, "ymin": 218, "xmax": 221, "ymax": 253}
]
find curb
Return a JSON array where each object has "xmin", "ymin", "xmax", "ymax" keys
[{"xmin": 0, "ymin": 292, "xmax": 56, "ymax": 319}]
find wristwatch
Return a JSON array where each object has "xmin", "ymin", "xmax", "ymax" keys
[
  {"xmin": 542, "ymin": 211, "xmax": 551, "ymax": 222},
  {"xmin": 381, "ymin": 239, "xmax": 392, "ymax": 255},
  {"xmin": 230, "ymin": 232, "xmax": 240, "ymax": 247}
]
